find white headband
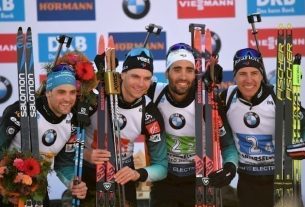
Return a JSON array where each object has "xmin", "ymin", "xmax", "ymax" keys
[{"xmin": 166, "ymin": 49, "xmax": 195, "ymax": 69}]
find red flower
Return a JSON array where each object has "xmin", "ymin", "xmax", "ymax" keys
[
  {"xmin": 13, "ymin": 158, "xmax": 24, "ymax": 171},
  {"xmin": 65, "ymin": 53, "xmax": 79, "ymax": 65},
  {"xmin": 23, "ymin": 158, "xmax": 41, "ymax": 177},
  {"xmin": 75, "ymin": 61, "xmax": 95, "ymax": 81}
]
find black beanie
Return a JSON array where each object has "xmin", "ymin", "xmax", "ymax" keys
[
  {"xmin": 122, "ymin": 48, "xmax": 153, "ymax": 74},
  {"xmin": 233, "ymin": 48, "xmax": 264, "ymax": 76}
]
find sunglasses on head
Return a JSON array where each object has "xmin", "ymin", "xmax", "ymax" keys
[
  {"xmin": 234, "ymin": 48, "xmax": 262, "ymax": 60},
  {"xmin": 166, "ymin": 43, "xmax": 193, "ymax": 57},
  {"xmin": 52, "ymin": 63, "xmax": 75, "ymax": 73},
  {"xmin": 125, "ymin": 47, "xmax": 154, "ymax": 59}
]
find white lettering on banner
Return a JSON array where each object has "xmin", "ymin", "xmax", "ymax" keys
[
  {"xmin": 0, "ymin": 0, "xmax": 15, "ymax": 11},
  {"xmin": 0, "ymin": 44, "xmax": 16, "ymax": 52},
  {"xmin": 250, "ymin": 37, "xmax": 305, "ymax": 50},
  {"xmin": 48, "ymin": 36, "xmax": 87, "ymax": 52},
  {"xmin": 178, "ymin": 0, "xmax": 234, "ymax": 8},
  {"xmin": 257, "ymin": 0, "xmax": 295, "ymax": 6}
]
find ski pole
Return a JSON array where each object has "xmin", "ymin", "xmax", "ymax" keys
[
  {"xmin": 52, "ymin": 35, "xmax": 72, "ymax": 67},
  {"xmin": 72, "ymin": 101, "xmax": 89, "ymax": 207},
  {"xmin": 143, "ymin": 23, "xmax": 163, "ymax": 47},
  {"xmin": 247, "ymin": 13, "xmax": 268, "ymax": 83}
]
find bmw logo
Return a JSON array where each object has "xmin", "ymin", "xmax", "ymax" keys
[
  {"xmin": 42, "ymin": 129, "xmax": 57, "ymax": 146},
  {"xmin": 119, "ymin": 114, "xmax": 127, "ymax": 130},
  {"xmin": 203, "ymin": 31, "xmax": 221, "ymax": 58},
  {"xmin": 122, "ymin": 0, "xmax": 150, "ymax": 19},
  {"xmin": 0, "ymin": 76, "xmax": 12, "ymax": 104},
  {"xmin": 243, "ymin": 112, "xmax": 260, "ymax": 128},
  {"xmin": 169, "ymin": 113, "xmax": 185, "ymax": 129}
]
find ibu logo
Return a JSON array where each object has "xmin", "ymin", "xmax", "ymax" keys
[
  {"xmin": 248, "ymin": 0, "xmax": 305, "ymax": 16},
  {"xmin": 0, "ymin": 0, "xmax": 25, "ymax": 21},
  {"xmin": 38, "ymin": 33, "xmax": 96, "ymax": 63}
]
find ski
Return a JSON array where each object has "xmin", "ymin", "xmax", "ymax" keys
[
  {"xmin": 17, "ymin": 27, "xmax": 30, "ymax": 152},
  {"xmin": 189, "ymin": 23, "xmax": 209, "ymax": 207},
  {"xmin": 17, "ymin": 27, "xmax": 42, "ymax": 207},
  {"xmin": 274, "ymin": 25, "xmax": 303, "ymax": 206},
  {"xmin": 292, "ymin": 53, "xmax": 303, "ymax": 206},
  {"xmin": 94, "ymin": 35, "xmax": 124, "ymax": 206},
  {"xmin": 204, "ymin": 28, "xmax": 222, "ymax": 207}
]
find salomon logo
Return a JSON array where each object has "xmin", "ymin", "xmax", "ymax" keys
[{"xmin": 18, "ymin": 73, "xmax": 27, "ymax": 117}]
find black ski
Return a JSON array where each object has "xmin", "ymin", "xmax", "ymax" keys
[
  {"xmin": 17, "ymin": 27, "xmax": 39, "ymax": 156},
  {"xmin": 274, "ymin": 25, "xmax": 303, "ymax": 206},
  {"xmin": 17, "ymin": 27, "xmax": 42, "ymax": 207}
]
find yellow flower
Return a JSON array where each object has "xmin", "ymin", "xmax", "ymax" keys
[{"xmin": 22, "ymin": 174, "xmax": 33, "ymax": 186}]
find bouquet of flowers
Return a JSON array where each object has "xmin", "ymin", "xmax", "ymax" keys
[
  {"xmin": 0, "ymin": 149, "xmax": 51, "ymax": 204},
  {"xmin": 40, "ymin": 51, "xmax": 98, "ymax": 105}
]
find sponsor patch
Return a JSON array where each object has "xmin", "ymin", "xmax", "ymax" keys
[
  {"xmin": 6, "ymin": 126, "xmax": 15, "ymax": 135},
  {"xmin": 149, "ymin": 134, "xmax": 161, "ymax": 142},
  {"xmin": 145, "ymin": 121, "xmax": 161, "ymax": 134}
]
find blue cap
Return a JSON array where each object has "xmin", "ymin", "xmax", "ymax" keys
[{"xmin": 46, "ymin": 64, "xmax": 76, "ymax": 91}]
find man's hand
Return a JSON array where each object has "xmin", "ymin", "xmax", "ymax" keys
[
  {"xmin": 114, "ymin": 166, "xmax": 140, "ymax": 185},
  {"xmin": 84, "ymin": 148, "xmax": 111, "ymax": 165},
  {"xmin": 208, "ymin": 162, "xmax": 236, "ymax": 188},
  {"xmin": 70, "ymin": 180, "xmax": 88, "ymax": 199},
  {"xmin": 286, "ymin": 142, "xmax": 305, "ymax": 160}
]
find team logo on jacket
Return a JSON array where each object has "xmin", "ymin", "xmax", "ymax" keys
[
  {"xmin": 146, "ymin": 121, "xmax": 161, "ymax": 134},
  {"xmin": 42, "ymin": 129, "xmax": 57, "ymax": 146},
  {"xmin": 6, "ymin": 126, "xmax": 15, "ymax": 135},
  {"xmin": 243, "ymin": 112, "xmax": 260, "ymax": 128},
  {"xmin": 169, "ymin": 113, "xmax": 185, "ymax": 129},
  {"xmin": 149, "ymin": 134, "xmax": 161, "ymax": 142},
  {"xmin": 118, "ymin": 114, "xmax": 127, "ymax": 130}
]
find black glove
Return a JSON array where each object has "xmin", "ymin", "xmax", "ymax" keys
[
  {"xmin": 203, "ymin": 63, "xmax": 223, "ymax": 87},
  {"xmin": 208, "ymin": 162, "xmax": 236, "ymax": 188},
  {"xmin": 286, "ymin": 142, "xmax": 305, "ymax": 160}
]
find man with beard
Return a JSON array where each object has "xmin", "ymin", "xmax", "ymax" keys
[
  {"xmin": 147, "ymin": 43, "xmax": 238, "ymax": 206},
  {"xmin": 0, "ymin": 64, "xmax": 88, "ymax": 206}
]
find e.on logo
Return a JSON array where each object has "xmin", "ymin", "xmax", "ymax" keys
[
  {"xmin": 0, "ymin": 34, "xmax": 16, "ymax": 62},
  {"xmin": 177, "ymin": 0, "xmax": 235, "ymax": 18},
  {"xmin": 248, "ymin": 27, "xmax": 305, "ymax": 57}
]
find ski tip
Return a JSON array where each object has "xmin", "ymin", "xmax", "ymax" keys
[
  {"xmin": 98, "ymin": 35, "xmax": 105, "ymax": 54},
  {"xmin": 18, "ymin": 27, "xmax": 22, "ymax": 32},
  {"xmin": 108, "ymin": 35, "xmax": 115, "ymax": 48},
  {"xmin": 27, "ymin": 27, "xmax": 31, "ymax": 32}
]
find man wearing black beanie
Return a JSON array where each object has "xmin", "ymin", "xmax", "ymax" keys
[
  {"xmin": 219, "ymin": 47, "xmax": 305, "ymax": 207},
  {"xmin": 84, "ymin": 47, "xmax": 168, "ymax": 206}
]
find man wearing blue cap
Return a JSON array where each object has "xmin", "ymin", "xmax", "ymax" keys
[{"xmin": 0, "ymin": 64, "xmax": 88, "ymax": 206}]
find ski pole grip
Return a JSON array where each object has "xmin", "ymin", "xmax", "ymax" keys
[
  {"xmin": 104, "ymin": 71, "xmax": 121, "ymax": 95},
  {"xmin": 143, "ymin": 23, "xmax": 163, "ymax": 47},
  {"xmin": 189, "ymin": 23, "xmax": 205, "ymax": 33}
]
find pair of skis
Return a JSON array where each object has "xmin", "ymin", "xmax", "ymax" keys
[
  {"xmin": 94, "ymin": 35, "xmax": 125, "ymax": 207},
  {"xmin": 274, "ymin": 25, "xmax": 303, "ymax": 206},
  {"xmin": 190, "ymin": 24, "xmax": 222, "ymax": 207},
  {"xmin": 16, "ymin": 27, "xmax": 43, "ymax": 207}
]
